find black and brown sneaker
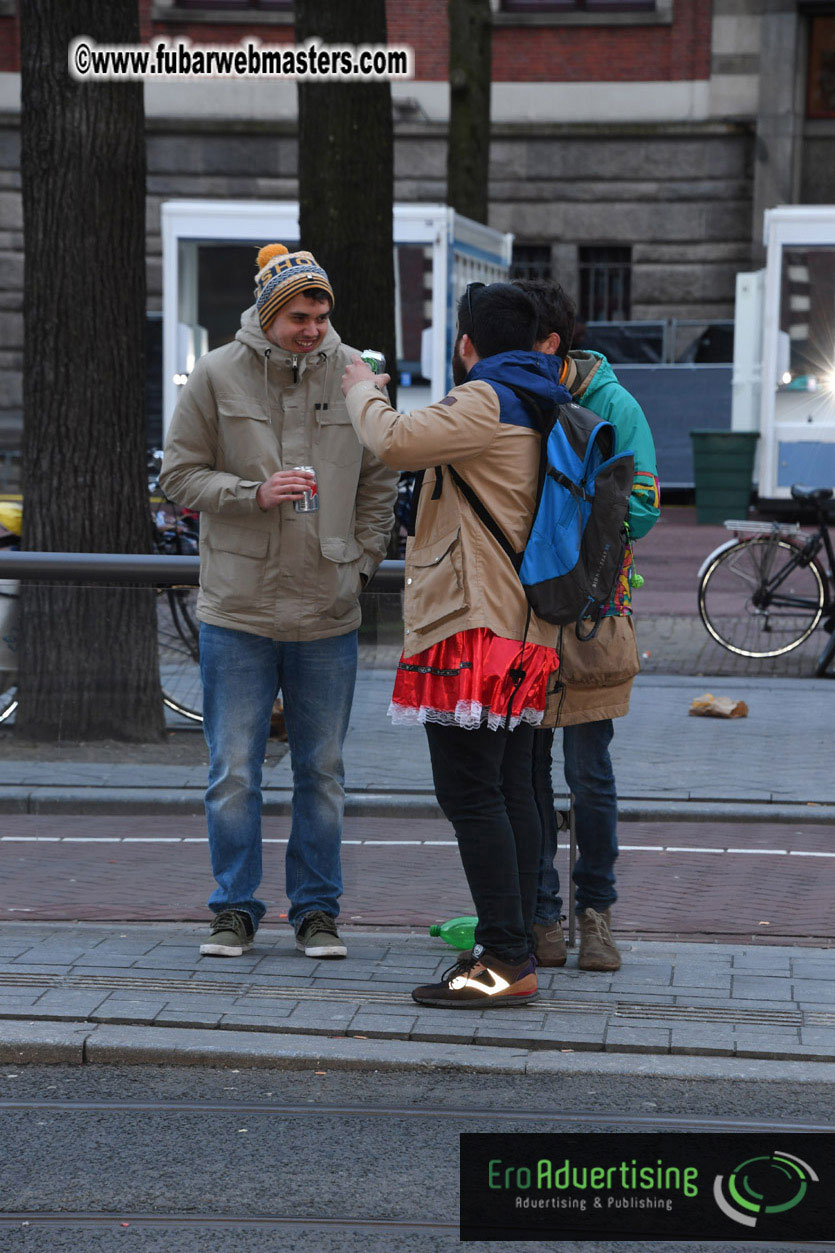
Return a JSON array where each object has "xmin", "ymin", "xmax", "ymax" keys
[{"xmin": 411, "ymin": 950, "xmax": 538, "ymax": 1009}]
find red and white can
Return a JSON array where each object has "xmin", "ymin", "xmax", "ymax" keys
[{"xmin": 293, "ymin": 465, "xmax": 319, "ymax": 513}]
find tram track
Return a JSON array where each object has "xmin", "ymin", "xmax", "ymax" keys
[
  {"xmin": 0, "ymin": 1212, "xmax": 458, "ymax": 1233},
  {"xmin": 2, "ymin": 1096, "xmax": 832, "ymax": 1132},
  {"xmin": 0, "ymin": 1219, "xmax": 830, "ymax": 1250},
  {"xmin": 3, "ymin": 1098, "xmax": 833, "ymax": 1242}
]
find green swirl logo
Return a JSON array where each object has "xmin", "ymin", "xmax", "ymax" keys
[{"xmin": 713, "ymin": 1151, "xmax": 818, "ymax": 1228}]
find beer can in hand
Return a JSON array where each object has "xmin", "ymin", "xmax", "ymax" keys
[
  {"xmin": 293, "ymin": 465, "xmax": 319, "ymax": 513},
  {"xmin": 360, "ymin": 349, "xmax": 386, "ymax": 374}
]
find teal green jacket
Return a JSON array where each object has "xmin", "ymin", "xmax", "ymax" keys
[
  {"xmin": 569, "ymin": 350, "xmax": 660, "ymax": 538},
  {"xmin": 567, "ymin": 350, "xmax": 661, "ymax": 613}
]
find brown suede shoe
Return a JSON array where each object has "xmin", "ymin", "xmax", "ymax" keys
[
  {"xmin": 533, "ymin": 920, "xmax": 567, "ymax": 967},
  {"xmin": 412, "ymin": 951, "xmax": 538, "ymax": 1008},
  {"xmin": 578, "ymin": 907, "xmax": 621, "ymax": 971}
]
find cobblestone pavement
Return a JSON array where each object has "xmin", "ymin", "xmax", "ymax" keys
[
  {"xmin": 634, "ymin": 613, "xmax": 830, "ymax": 680},
  {"xmin": 1, "ymin": 921, "xmax": 833, "ymax": 1065}
]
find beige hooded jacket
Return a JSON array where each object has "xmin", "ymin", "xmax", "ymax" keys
[
  {"xmin": 345, "ymin": 378, "xmax": 559, "ymax": 656},
  {"xmin": 160, "ymin": 306, "xmax": 397, "ymax": 641}
]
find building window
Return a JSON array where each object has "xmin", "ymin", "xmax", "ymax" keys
[
  {"xmin": 578, "ymin": 245, "xmax": 632, "ymax": 321},
  {"xmin": 501, "ymin": 1, "xmax": 655, "ymax": 13},
  {"xmin": 510, "ymin": 244, "xmax": 552, "ymax": 281},
  {"xmin": 173, "ymin": 1, "xmax": 292, "ymax": 10},
  {"xmin": 807, "ymin": 15, "xmax": 835, "ymax": 119}
]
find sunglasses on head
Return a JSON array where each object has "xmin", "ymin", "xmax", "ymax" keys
[{"xmin": 465, "ymin": 281, "xmax": 486, "ymax": 333}]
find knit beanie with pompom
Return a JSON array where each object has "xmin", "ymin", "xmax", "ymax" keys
[{"xmin": 253, "ymin": 244, "xmax": 334, "ymax": 333}]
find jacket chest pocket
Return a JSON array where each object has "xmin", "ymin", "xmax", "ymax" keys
[
  {"xmin": 316, "ymin": 405, "xmax": 362, "ymax": 468},
  {"xmin": 216, "ymin": 397, "xmax": 275, "ymax": 478},
  {"xmin": 405, "ymin": 526, "xmax": 468, "ymax": 635}
]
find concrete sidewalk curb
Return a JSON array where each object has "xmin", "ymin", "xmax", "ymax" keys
[
  {"xmin": 3, "ymin": 1018, "xmax": 835, "ymax": 1081},
  {"xmin": 1, "ymin": 785, "xmax": 834, "ymax": 824}
]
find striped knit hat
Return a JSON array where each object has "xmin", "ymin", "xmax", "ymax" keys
[{"xmin": 254, "ymin": 244, "xmax": 334, "ymax": 333}]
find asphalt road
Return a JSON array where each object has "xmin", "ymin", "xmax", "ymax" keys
[{"xmin": 1, "ymin": 1065, "xmax": 832, "ymax": 1253}]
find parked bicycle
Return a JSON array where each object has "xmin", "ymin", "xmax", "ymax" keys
[
  {"xmin": 697, "ymin": 484, "xmax": 835, "ymax": 677},
  {"xmin": 148, "ymin": 449, "xmax": 203, "ymax": 723},
  {"xmin": 0, "ymin": 456, "xmax": 204, "ymax": 725}
]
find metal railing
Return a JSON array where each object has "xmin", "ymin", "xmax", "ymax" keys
[{"xmin": 0, "ymin": 551, "xmax": 406, "ymax": 592}]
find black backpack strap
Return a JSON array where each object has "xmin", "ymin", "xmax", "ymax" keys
[
  {"xmin": 504, "ymin": 603, "xmax": 532, "ymax": 729},
  {"xmin": 406, "ymin": 466, "xmax": 444, "ymax": 536},
  {"xmin": 575, "ymin": 606, "xmax": 602, "ymax": 642},
  {"xmin": 447, "ymin": 464, "xmax": 521, "ymax": 571},
  {"xmin": 548, "ymin": 467, "xmax": 593, "ymax": 504}
]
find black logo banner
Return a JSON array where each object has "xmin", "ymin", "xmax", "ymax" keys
[{"xmin": 460, "ymin": 1132, "xmax": 834, "ymax": 1242}]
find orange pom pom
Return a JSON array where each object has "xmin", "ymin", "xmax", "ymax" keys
[{"xmin": 256, "ymin": 243, "xmax": 289, "ymax": 271}]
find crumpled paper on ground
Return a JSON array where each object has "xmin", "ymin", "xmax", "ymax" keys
[{"xmin": 689, "ymin": 692, "xmax": 748, "ymax": 719}]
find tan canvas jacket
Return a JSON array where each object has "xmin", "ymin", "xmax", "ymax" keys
[
  {"xmin": 545, "ymin": 616, "xmax": 641, "ymax": 727},
  {"xmin": 160, "ymin": 308, "xmax": 397, "ymax": 641},
  {"xmin": 345, "ymin": 378, "xmax": 559, "ymax": 656}
]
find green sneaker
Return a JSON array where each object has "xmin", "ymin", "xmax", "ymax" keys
[
  {"xmin": 296, "ymin": 910, "xmax": 347, "ymax": 959},
  {"xmin": 199, "ymin": 910, "xmax": 254, "ymax": 957}
]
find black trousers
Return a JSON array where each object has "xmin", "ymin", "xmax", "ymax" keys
[{"xmin": 424, "ymin": 721, "xmax": 540, "ymax": 964}]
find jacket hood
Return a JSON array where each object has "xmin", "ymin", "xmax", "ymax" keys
[
  {"xmin": 566, "ymin": 350, "xmax": 615, "ymax": 401},
  {"xmin": 235, "ymin": 303, "xmax": 343, "ymax": 374},
  {"xmin": 467, "ymin": 350, "xmax": 572, "ymax": 410}
]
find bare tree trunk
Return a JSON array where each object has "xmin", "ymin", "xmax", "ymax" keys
[
  {"xmin": 447, "ymin": 0, "xmax": 492, "ymax": 225},
  {"xmin": 295, "ymin": 0, "xmax": 397, "ymax": 406},
  {"xmin": 17, "ymin": 0, "xmax": 164, "ymax": 741}
]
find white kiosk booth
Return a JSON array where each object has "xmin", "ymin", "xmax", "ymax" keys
[
  {"xmin": 733, "ymin": 205, "xmax": 835, "ymax": 503},
  {"xmin": 160, "ymin": 200, "xmax": 513, "ymax": 438}
]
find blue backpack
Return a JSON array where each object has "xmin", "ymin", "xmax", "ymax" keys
[{"xmin": 449, "ymin": 386, "xmax": 634, "ymax": 640}]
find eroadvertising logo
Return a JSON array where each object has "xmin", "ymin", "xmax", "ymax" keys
[
  {"xmin": 713, "ymin": 1150, "xmax": 818, "ymax": 1228},
  {"xmin": 459, "ymin": 1133, "xmax": 833, "ymax": 1242}
]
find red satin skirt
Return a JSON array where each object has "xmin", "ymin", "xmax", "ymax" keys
[{"xmin": 389, "ymin": 627, "xmax": 559, "ymax": 732}]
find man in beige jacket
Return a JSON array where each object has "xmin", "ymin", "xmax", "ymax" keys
[
  {"xmin": 161, "ymin": 245, "xmax": 396, "ymax": 960},
  {"xmin": 341, "ymin": 283, "xmax": 568, "ymax": 1010}
]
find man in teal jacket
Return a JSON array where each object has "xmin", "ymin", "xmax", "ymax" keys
[{"xmin": 514, "ymin": 279, "xmax": 660, "ymax": 971}]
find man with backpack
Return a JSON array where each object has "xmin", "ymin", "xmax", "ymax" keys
[
  {"xmin": 514, "ymin": 278, "xmax": 661, "ymax": 973},
  {"xmin": 341, "ymin": 283, "xmax": 568, "ymax": 1009}
]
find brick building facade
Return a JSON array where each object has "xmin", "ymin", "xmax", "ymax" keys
[{"xmin": 0, "ymin": 0, "xmax": 834, "ymax": 465}]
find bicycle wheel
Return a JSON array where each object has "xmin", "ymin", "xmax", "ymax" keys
[
  {"xmin": 156, "ymin": 587, "xmax": 203, "ymax": 722},
  {"xmin": 0, "ymin": 670, "xmax": 17, "ymax": 724},
  {"xmin": 698, "ymin": 537, "xmax": 825, "ymax": 658}
]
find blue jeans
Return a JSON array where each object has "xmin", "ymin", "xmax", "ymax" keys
[
  {"xmin": 200, "ymin": 623, "xmax": 357, "ymax": 931},
  {"xmin": 533, "ymin": 721, "xmax": 618, "ymax": 922}
]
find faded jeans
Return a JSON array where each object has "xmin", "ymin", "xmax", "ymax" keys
[
  {"xmin": 533, "ymin": 721, "xmax": 619, "ymax": 922},
  {"xmin": 200, "ymin": 623, "xmax": 357, "ymax": 931}
]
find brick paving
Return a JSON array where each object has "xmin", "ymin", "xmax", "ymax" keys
[{"xmin": 2, "ymin": 814, "xmax": 833, "ymax": 942}]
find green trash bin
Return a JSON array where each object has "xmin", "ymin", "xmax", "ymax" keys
[{"xmin": 689, "ymin": 429, "xmax": 759, "ymax": 525}]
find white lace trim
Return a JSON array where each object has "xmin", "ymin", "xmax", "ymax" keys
[{"xmin": 388, "ymin": 699, "xmax": 544, "ymax": 733}]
